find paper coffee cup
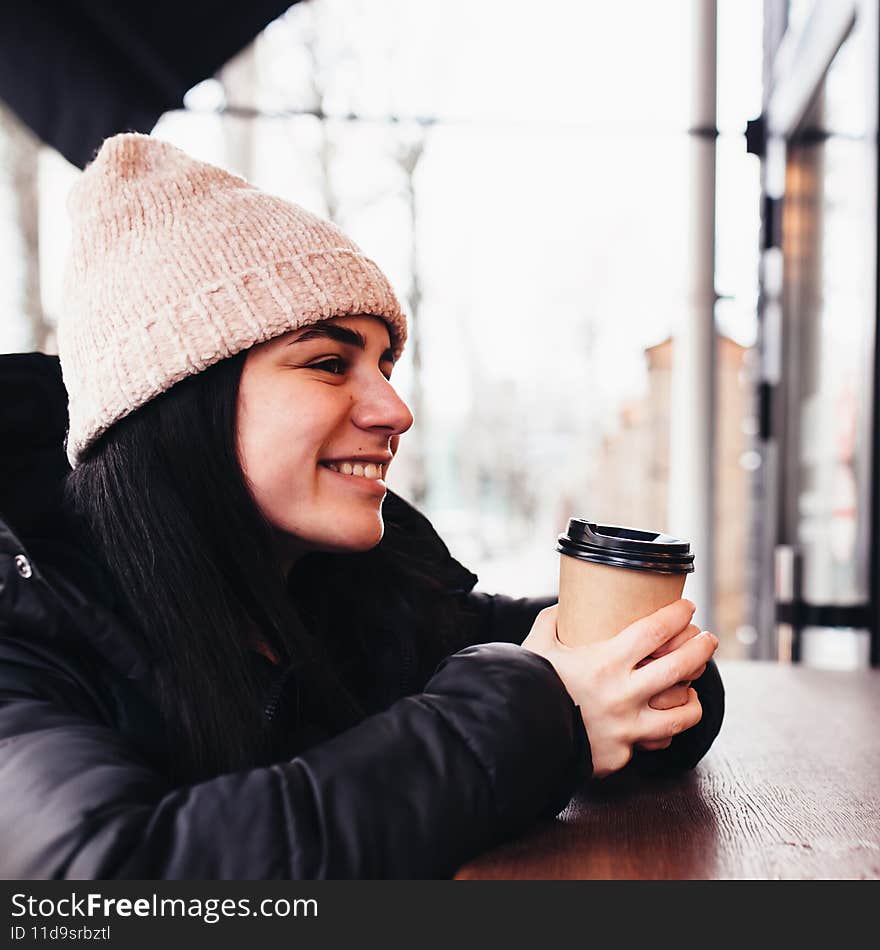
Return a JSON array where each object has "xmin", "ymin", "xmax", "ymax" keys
[{"xmin": 556, "ymin": 519, "xmax": 694, "ymax": 647}]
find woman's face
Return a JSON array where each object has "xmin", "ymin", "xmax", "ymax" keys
[{"xmin": 237, "ymin": 315, "xmax": 414, "ymax": 567}]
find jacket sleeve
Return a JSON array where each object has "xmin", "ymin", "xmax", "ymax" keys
[
  {"xmin": 454, "ymin": 590, "xmax": 724, "ymax": 773},
  {"xmin": 455, "ymin": 591, "xmax": 556, "ymax": 648},
  {"xmin": 0, "ymin": 637, "xmax": 587, "ymax": 880}
]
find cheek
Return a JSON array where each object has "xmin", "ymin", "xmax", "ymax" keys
[
  {"xmin": 240, "ymin": 410, "xmax": 309, "ymax": 486},
  {"xmin": 237, "ymin": 386, "xmax": 335, "ymax": 497}
]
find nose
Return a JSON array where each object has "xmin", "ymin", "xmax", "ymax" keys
[{"xmin": 352, "ymin": 372, "xmax": 414, "ymax": 437}]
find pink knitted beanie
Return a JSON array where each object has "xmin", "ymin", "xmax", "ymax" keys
[{"xmin": 58, "ymin": 133, "xmax": 407, "ymax": 468}]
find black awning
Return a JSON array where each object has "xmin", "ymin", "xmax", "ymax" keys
[{"xmin": 0, "ymin": 0, "xmax": 297, "ymax": 168}]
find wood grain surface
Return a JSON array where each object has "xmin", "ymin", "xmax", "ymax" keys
[{"xmin": 455, "ymin": 660, "xmax": 880, "ymax": 879}]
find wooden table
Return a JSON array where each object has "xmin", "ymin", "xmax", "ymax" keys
[{"xmin": 456, "ymin": 660, "xmax": 880, "ymax": 879}]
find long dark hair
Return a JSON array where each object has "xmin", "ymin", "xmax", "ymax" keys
[{"xmin": 63, "ymin": 350, "xmax": 468, "ymax": 783}]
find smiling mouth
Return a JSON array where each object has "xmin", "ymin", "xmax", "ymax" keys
[{"xmin": 319, "ymin": 461, "xmax": 388, "ymax": 481}]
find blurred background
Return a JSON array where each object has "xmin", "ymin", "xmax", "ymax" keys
[{"xmin": 0, "ymin": 0, "xmax": 876, "ymax": 670}]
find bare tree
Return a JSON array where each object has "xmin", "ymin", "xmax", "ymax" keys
[
  {"xmin": 300, "ymin": 2, "xmax": 341, "ymax": 222},
  {"xmin": 395, "ymin": 128, "xmax": 429, "ymax": 504},
  {"xmin": 219, "ymin": 43, "xmax": 259, "ymax": 181}
]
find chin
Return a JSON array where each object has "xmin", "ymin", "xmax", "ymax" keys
[
  {"xmin": 317, "ymin": 518, "xmax": 385, "ymax": 554},
  {"xmin": 347, "ymin": 525, "xmax": 385, "ymax": 552}
]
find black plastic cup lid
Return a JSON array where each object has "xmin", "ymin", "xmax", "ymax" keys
[{"xmin": 556, "ymin": 518, "xmax": 694, "ymax": 574}]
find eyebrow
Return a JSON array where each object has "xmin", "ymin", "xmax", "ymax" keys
[{"xmin": 286, "ymin": 324, "xmax": 394, "ymax": 363}]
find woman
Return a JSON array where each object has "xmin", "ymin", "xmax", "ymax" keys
[{"xmin": 0, "ymin": 134, "xmax": 723, "ymax": 879}]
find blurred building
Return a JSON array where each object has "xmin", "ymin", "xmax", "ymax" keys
[{"xmin": 592, "ymin": 335, "xmax": 750, "ymax": 658}]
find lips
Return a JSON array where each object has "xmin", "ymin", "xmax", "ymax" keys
[
  {"xmin": 320, "ymin": 454, "xmax": 393, "ymax": 466},
  {"xmin": 319, "ymin": 461, "xmax": 387, "ymax": 495}
]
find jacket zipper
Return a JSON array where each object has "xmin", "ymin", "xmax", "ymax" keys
[{"xmin": 263, "ymin": 663, "xmax": 296, "ymax": 722}]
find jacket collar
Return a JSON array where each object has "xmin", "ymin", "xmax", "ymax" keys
[{"xmin": 0, "ymin": 516, "xmax": 154, "ymax": 690}]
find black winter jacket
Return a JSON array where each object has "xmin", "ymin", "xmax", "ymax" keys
[{"xmin": 0, "ymin": 353, "xmax": 724, "ymax": 879}]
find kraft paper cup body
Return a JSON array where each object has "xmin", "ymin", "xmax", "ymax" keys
[
  {"xmin": 557, "ymin": 555, "xmax": 687, "ymax": 646},
  {"xmin": 555, "ymin": 519, "xmax": 694, "ymax": 647}
]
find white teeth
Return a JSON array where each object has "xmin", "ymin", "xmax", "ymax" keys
[{"xmin": 322, "ymin": 460, "xmax": 387, "ymax": 480}]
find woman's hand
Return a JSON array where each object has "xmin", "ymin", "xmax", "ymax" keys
[
  {"xmin": 635, "ymin": 622, "xmax": 712, "ymax": 750},
  {"xmin": 521, "ymin": 600, "xmax": 718, "ymax": 778}
]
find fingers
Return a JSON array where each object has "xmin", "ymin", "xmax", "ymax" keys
[
  {"xmin": 613, "ymin": 599, "xmax": 696, "ymax": 666},
  {"xmin": 639, "ymin": 654, "xmax": 707, "ymax": 682},
  {"xmin": 521, "ymin": 604, "xmax": 560, "ymax": 653},
  {"xmin": 633, "ymin": 631, "xmax": 718, "ymax": 700},
  {"xmin": 648, "ymin": 623, "xmax": 701, "ymax": 659},
  {"xmin": 637, "ymin": 688, "xmax": 702, "ymax": 742},
  {"xmin": 648, "ymin": 683, "xmax": 690, "ymax": 710},
  {"xmin": 689, "ymin": 662, "xmax": 707, "ymax": 682}
]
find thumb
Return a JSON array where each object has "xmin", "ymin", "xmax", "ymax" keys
[{"xmin": 522, "ymin": 604, "xmax": 559, "ymax": 649}]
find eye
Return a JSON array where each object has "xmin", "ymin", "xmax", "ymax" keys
[{"xmin": 310, "ymin": 357, "xmax": 348, "ymax": 375}]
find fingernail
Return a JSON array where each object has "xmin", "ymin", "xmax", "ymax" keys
[{"xmin": 684, "ymin": 600, "xmax": 696, "ymax": 612}]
